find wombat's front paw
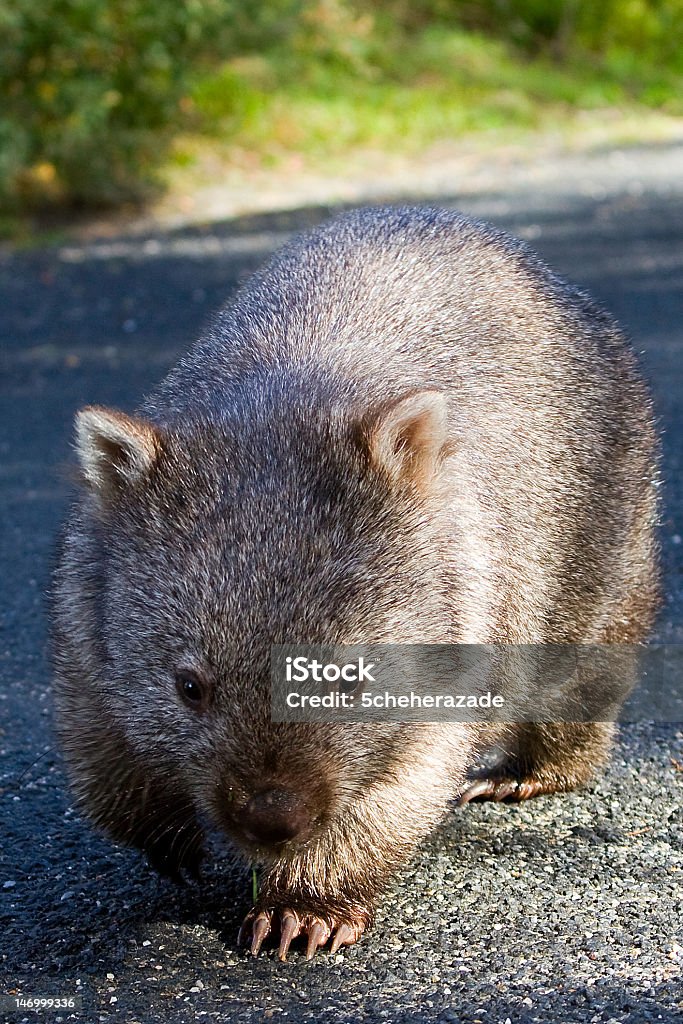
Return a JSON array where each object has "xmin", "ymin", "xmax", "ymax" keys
[
  {"xmin": 143, "ymin": 823, "xmax": 205, "ymax": 883},
  {"xmin": 238, "ymin": 905, "xmax": 366, "ymax": 961}
]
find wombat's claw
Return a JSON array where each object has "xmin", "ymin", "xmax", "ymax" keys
[
  {"xmin": 330, "ymin": 920, "xmax": 364, "ymax": 953},
  {"xmin": 458, "ymin": 777, "xmax": 547, "ymax": 804},
  {"xmin": 238, "ymin": 909, "xmax": 273, "ymax": 956},
  {"xmin": 305, "ymin": 918, "xmax": 332, "ymax": 959},
  {"xmin": 239, "ymin": 907, "xmax": 364, "ymax": 960},
  {"xmin": 277, "ymin": 911, "xmax": 362, "ymax": 960},
  {"xmin": 278, "ymin": 909, "xmax": 302, "ymax": 961}
]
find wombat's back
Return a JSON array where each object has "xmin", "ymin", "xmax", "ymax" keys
[
  {"xmin": 146, "ymin": 207, "xmax": 637, "ymax": 407},
  {"xmin": 145, "ymin": 205, "xmax": 659, "ymax": 644}
]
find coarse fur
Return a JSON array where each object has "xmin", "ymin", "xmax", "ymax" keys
[{"xmin": 52, "ymin": 206, "xmax": 660, "ymax": 950}]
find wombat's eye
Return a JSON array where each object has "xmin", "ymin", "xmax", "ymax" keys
[{"xmin": 175, "ymin": 669, "xmax": 209, "ymax": 711}]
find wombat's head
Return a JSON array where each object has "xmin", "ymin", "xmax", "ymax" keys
[{"xmin": 73, "ymin": 379, "xmax": 452, "ymax": 861}]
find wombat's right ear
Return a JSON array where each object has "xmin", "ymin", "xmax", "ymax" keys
[
  {"xmin": 74, "ymin": 406, "xmax": 161, "ymax": 500},
  {"xmin": 363, "ymin": 390, "xmax": 448, "ymax": 492}
]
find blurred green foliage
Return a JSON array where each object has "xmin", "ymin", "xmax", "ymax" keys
[
  {"xmin": 457, "ymin": 0, "xmax": 683, "ymax": 66},
  {"xmin": 185, "ymin": 0, "xmax": 683, "ymax": 167},
  {"xmin": 0, "ymin": 0, "xmax": 233, "ymax": 208},
  {"xmin": 1, "ymin": 0, "xmax": 682, "ymax": 212}
]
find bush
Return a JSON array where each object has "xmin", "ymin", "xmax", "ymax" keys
[
  {"xmin": 0, "ymin": 0, "xmax": 232, "ymax": 208},
  {"xmin": 396, "ymin": 0, "xmax": 683, "ymax": 67},
  {"xmin": 2, "ymin": 0, "xmax": 682, "ymax": 213}
]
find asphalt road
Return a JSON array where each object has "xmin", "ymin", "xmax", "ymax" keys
[{"xmin": 1, "ymin": 143, "xmax": 682, "ymax": 1024}]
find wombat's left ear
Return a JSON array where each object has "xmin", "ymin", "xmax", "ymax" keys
[
  {"xmin": 74, "ymin": 405, "xmax": 161, "ymax": 500},
  {"xmin": 363, "ymin": 390, "xmax": 448, "ymax": 492}
]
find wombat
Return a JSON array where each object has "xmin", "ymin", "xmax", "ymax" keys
[{"xmin": 52, "ymin": 206, "xmax": 659, "ymax": 960}]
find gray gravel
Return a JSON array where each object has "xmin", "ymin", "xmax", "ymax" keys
[{"xmin": 1, "ymin": 141, "xmax": 682, "ymax": 1023}]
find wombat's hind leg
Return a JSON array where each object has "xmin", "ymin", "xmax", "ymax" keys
[
  {"xmin": 239, "ymin": 906, "xmax": 365, "ymax": 961},
  {"xmin": 458, "ymin": 722, "xmax": 615, "ymax": 805},
  {"xmin": 458, "ymin": 775, "xmax": 548, "ymax": 804}
]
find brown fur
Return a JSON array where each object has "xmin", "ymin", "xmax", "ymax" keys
[{"xmin": 51, "ymin": 206, "xmax": 660, "ymax": 942}]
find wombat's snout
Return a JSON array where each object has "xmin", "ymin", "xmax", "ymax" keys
[{"xmin": 239, "ymin": 788, "xmax": 311, "ymax": 845}]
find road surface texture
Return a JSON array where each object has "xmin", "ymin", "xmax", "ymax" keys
[{"xmin": 1, "ymin": 142, "xmax": 682, "ymax": 1023}]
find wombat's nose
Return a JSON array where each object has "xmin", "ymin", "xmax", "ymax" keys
[{"xmin": 241, "ymin": 788, "xmax": 310, "ymax": 845}]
